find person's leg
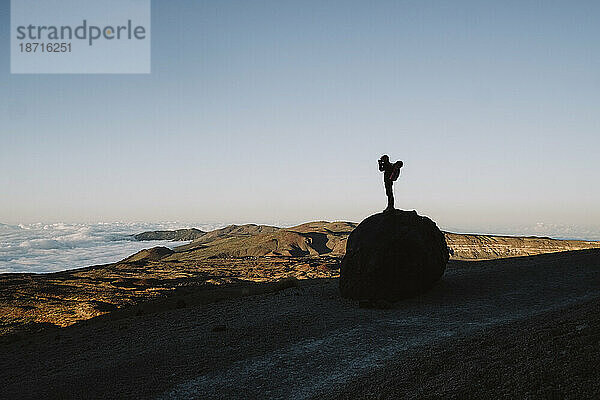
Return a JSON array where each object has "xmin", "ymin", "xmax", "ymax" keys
[{"xmin": 385, "ymin": 181, "xmax": 394, "ymax": 210}]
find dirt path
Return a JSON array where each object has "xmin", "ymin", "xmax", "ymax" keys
[{"xmin": 1, "ymin": 250, "xmax": 599, "ymax": 399}]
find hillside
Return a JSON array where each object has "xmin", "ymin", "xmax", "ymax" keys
[{"xmin": 170, "ymin": 221, "xmax": 355, "ymax": 260}]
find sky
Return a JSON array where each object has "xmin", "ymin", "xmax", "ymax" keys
[{"xmin": 1, "ymin": 1, "xmax": 599, "ymax": 238}]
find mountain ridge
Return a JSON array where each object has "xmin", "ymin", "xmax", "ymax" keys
[{"xmin": 132, "ymin": 220, "xmax": 600, "ymax": 262}]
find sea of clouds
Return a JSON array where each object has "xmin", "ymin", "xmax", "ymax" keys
[{"xmin": 0, "ymin": 222, "xmax": 225, "ymax": 274}]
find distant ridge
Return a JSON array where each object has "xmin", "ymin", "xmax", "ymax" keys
[
  {"xmin": 133, "ymin": 221, "xmax": 600, "ymax": 262},
  {"xmin": 445, "ymin": 232, "xmax": 600, "ymax": 260},
  {"xmin": 133, "ymin": 228, "xmax": 205, "ymax": 241},
  {"xmin": 170, "ymin": 222, "xmax": 355, "ymax": 259}
]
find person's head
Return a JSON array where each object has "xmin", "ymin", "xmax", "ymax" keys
[{"xmin": 379, "ymin": 155, "xmax": 389, "ymax": 163}]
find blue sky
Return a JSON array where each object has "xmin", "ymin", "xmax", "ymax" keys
[{"xmin": 1, "ymin": 1, "xmax": 599, "ymax": 238}]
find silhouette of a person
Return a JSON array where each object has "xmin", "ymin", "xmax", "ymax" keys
[{"xmin": 378, "ymin": 155, "xmax": 403, "ymax": 212}]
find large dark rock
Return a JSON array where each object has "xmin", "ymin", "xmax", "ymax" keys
[{"xmin": 340, "ymin": 209, "xmax": 449, "ymax": 301}]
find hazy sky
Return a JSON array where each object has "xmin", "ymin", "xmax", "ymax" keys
[{"xmin": 1, "ymin": 1, "xmax": 599, "ymax": 237}]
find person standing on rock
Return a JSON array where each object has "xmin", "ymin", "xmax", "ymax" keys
[{"xmin": 378, "ymin": 155, "xmax": 403, "ymax": 212}]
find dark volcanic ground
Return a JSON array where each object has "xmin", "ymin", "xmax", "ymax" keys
[
  {"xmin": 1, "ymin": 249, "xmax": 599, "ymax": 399},
  {"xmin": 328, "ymin": 296, "xmax": 600, "ymax": 400}
]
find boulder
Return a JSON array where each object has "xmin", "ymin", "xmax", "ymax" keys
[{"xmin": 340, "ymin": 209, "xmax": 449, "ymax": 301}]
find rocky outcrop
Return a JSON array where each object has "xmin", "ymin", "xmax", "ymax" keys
[
  {"xmin": 339, "ymin": 210, "xmax": 449, "ymax": 301},
  {"xmin": 133, "ymin": 228, "xmax": 205, "ymax": 241}
]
